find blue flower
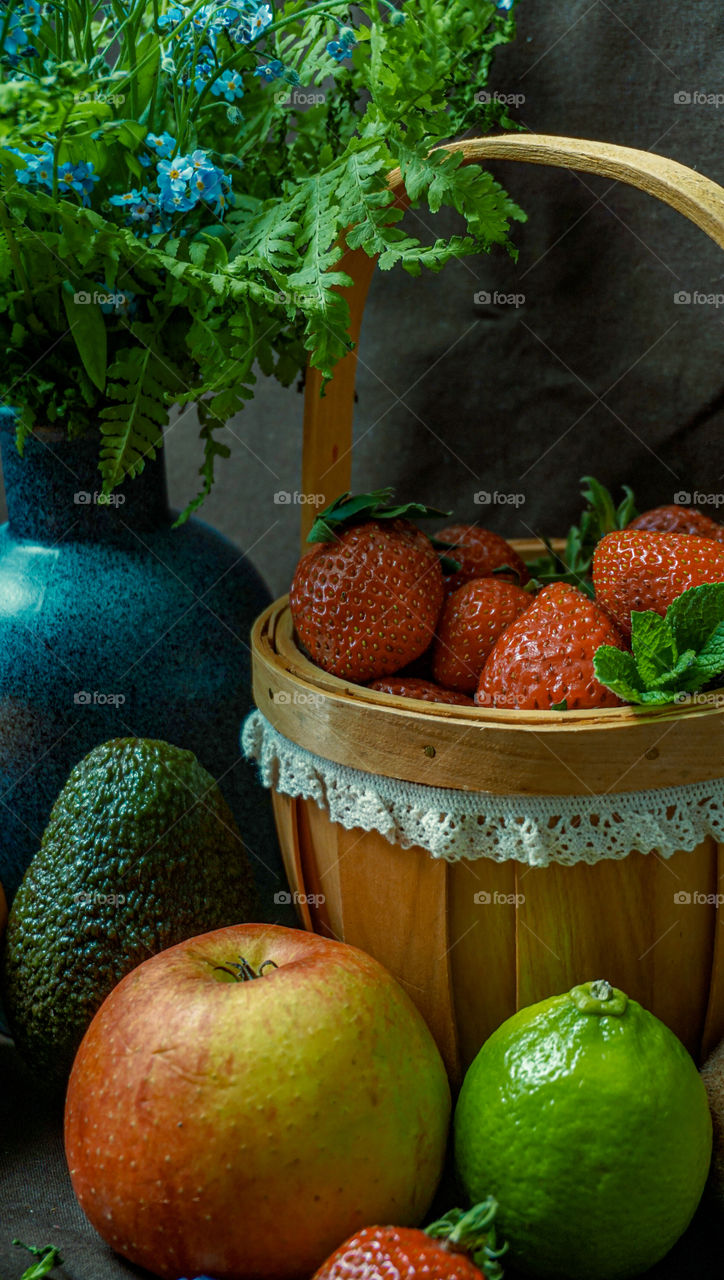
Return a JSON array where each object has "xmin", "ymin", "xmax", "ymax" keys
[
  {"xmin": 109, "ymin": 188, "xmax": 147, "ymax": 208},
  {"xmin": 98, "ymin": 285, "xmax": 136, "ymax": 317},
  {"xmin": 211, "ymin": 177, "xmax": 233, "ymax": 217},
  {"xmin": 146, "ymin": 131, "xmax": 177, "ymax": 158},
  {"xmin": 190, "ymin": 167, "xmax": 220, "ymax": 203},
  {"xmin": 190, "ymin": 58, "xmax": 214, "ymax": 93},
  {"xmin": 23, "ymin": 0, "xmax": 42, "ymax": 33},
  {"xmin": 187, "ymin": 148, "xmax": 217, "ymax": 174},
  {"xmin": 110, "ymin": 185, "xmax": 170, "ymax": 235},
  {"xmin": 157, "ymin": 5, "xmax": 187, "ymax": 34},
  {"xmin": 191, "ymin": 4, "xmax": 230, "ymax": 38},
  {"xmin": 248, "ymin": 4, "xmax": 272, "ymax": 39},
  {"xmin": 326, "ymin": 26, "xmax": 357, "ymax": 63},
  {"xmin": 56, "ymin": 159, "xmax": 100, "ymax": 205},
  {"xmin": 161, "ymin": 188, "xmax": 197, "ymax": 213},
  {"xmin": 1, "ymin": 0, "xmax": 42, "ymax": 58},
  {"xmin": 495, "ymin": 0, "xmax": 515, "ymax": 9},
  {"xmin": 210, "ymin": 67, "xmax": 244, "ymax": 101},
  {"xmin": 8, "ymin": 141, "xmax": 98, "ymax": 206},
  {"xmin": 158, "ymin": 154, "xmax": 194, "ymax": 196},
  {"xmin": 184, "ymin": 150, "xmax": 234, "ymax": 218},
  {"xmin": 254, "ymin": 58, "xmax": 284, "ymax": 82}
]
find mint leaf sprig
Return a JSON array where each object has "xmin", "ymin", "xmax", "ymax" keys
[{"xmin": 594, "ymin": 583, "xmax": 724, "ymax": 706}]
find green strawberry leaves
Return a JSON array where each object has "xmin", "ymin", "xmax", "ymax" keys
[
  {"xmin": 527, "ymin": 475, "xmax": 637, "ymax": 595},
  {"xmin": 307, "ymin": 489, "xmax": 452, "ymax": 544},
  {"xmin": 594, "ymin": 583, "xmax": 724, "ymax": 706}
]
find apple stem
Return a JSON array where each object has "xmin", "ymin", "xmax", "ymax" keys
[{"xmin": 212, "ymin": 957, "xmax": 279, "ymax": 982}]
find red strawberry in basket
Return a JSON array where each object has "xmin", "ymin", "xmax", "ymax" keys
[
  {"xmin": 436, "ymin": 524, "xmax": 530, "ymax": 594},
  {"xmin": 368, "ymin": 676, "xmax": 474, "ymax": 705},
  {"xmin": 593, "ymin": 529, "xmax": 724, "ymax": 635},
  {"xmin": 433, "ymin": 578, "xmax": 532, "ymax": 693},
  {"xmin": 476, "ymin": 583, "xmax": 626, "ymax": 710},
  {"xmin": 312, "ymin": 1201, "xmax": 506, "ymax": 1280},
  {"xmin": 290, "ymin": 490, "xmax": 446, "ymax": 682},
  {"xmin": 628, "ymin": 504, "xmax": 724, "ymax": 542}
]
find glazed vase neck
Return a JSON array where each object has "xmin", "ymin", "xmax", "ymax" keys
[{"xmin": 0, "ymin": 428, "xmax": 171, "ymax": 542}]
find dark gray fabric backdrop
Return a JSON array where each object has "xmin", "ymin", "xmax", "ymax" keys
[
  {"xmin": 2, "ymin": 3, "xmax": 724, "ymax": 1277},
  {"xmin": 159, "ymin": 2, "xmax": 724, "ymax": 593}
]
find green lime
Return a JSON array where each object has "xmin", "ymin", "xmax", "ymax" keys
[{"xmin": 454, "ymin": 980, "xmax": 712, "ymax": 1279}]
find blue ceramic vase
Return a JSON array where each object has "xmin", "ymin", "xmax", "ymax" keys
[{"xmin": 0, "ymin": 415, "xmax": 283, "ymax": 912}]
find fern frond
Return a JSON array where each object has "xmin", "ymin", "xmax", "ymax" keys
[{"xmin": 99, "ymin": 344, "xmax": 180, "ymax": 488}]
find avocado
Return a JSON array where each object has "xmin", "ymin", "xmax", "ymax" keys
[{"xmin": 2, "ymin": 738, "xmax": 258, "ymax": 1088}]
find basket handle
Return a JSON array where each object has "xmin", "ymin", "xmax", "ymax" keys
[{"xmin": 300, "ymin": 132, "xmax": 724, "ymax": 545}]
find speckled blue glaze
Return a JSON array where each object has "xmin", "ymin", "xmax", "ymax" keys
[{"xmin": 0, "ymin": 411, "xmax": 288, "ymax": 917}]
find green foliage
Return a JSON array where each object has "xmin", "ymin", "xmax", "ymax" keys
[
  {"xmin": 594, "ymin": 584, "xmax": 724, "ymax": 706},
  {"xmin": 100, "ymin": 343, "xmax": 184, "ymax": 485},
  {"xmin": 529, "ymin": 475, "xmax": 638, "ymax": 594},
  {"xmin": 0, "ymin": 0, "xmax": 526, "ymax": 513},
  {"xmin": 307, "ymin": 486, "xmax": 451, "ymax": 542},
  {"xmin": 11, "ymin": 1241, "xmax": 63, "ymax": 1280}
]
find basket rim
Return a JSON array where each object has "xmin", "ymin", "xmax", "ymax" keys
[
  {"xmin": 258, "ymin": 595, "xmax": 724, "ymax": 728},
  {"xmin": 251, "ymin": 598, "xmax": 724, "ymax": 796}
]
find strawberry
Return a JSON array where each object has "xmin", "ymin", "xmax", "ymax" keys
[
  {"xmin": 628, "ymin": 504, "xmax": 724, "ymax": 542},
  {"xmin": 290, "ymin": 491, "xmax": 446, "ymax": 682},
  {"xmin": 433, "ymin": 578, "xmax": 532, "ymax": 693},
  {"xmin": 593, "ymin": 529, "xmax": 724, "ymax": 636},
  {"xmin": 368, "ymin": 676, "xmax": 474, "ymax": 705},
  {"xmin": 312, "ymin": 1201, "xmax": 506, "ymax": 1280},
  {"xmin": 436, "ymin": 524, "xmax": 530, "ymax": 594},
  {"xmin": 476, "ymin": 582, "xmax": 626, "ymax": 710}
]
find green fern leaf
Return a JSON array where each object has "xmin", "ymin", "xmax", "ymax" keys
[{"xmin": 99, "ymin": 344, "xmax": 179, "ymax": 488}]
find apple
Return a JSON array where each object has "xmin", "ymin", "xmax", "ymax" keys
[{"xmin": 64, "ymin": 924, "xmax": 451, "ymax": 1280}]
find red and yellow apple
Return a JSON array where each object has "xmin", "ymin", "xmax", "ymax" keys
[{"xmin": 64, "ymin": 923, "xmax": 451, "ymax": 1280}]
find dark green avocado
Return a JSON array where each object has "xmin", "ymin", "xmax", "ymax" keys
[{"xmin": 1, "ymin": 737, "xmax": 258, "ymax": 1088}]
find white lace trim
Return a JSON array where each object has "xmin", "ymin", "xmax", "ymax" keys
[{"xmin": 242, "ymin": 710, "xmax": 724, "ymax": 866}]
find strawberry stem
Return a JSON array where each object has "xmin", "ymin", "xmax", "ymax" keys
[{"xmin": 425, "ymin": 1200, "xmax": 507, "ymax": 1278}]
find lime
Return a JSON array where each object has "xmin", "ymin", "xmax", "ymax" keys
[{"xmin": 454, "ymin": 980, "xmax": 712, "ymax": 1279}]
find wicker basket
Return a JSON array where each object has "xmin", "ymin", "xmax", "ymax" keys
[{"xmin": 250, "ymin": 135, "xmax": 724, "ymax": 1084}]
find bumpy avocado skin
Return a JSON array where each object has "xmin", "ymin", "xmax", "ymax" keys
[{"xmin": 2, "ymin": 738, "xmax": 258, "ymax": 1088}]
